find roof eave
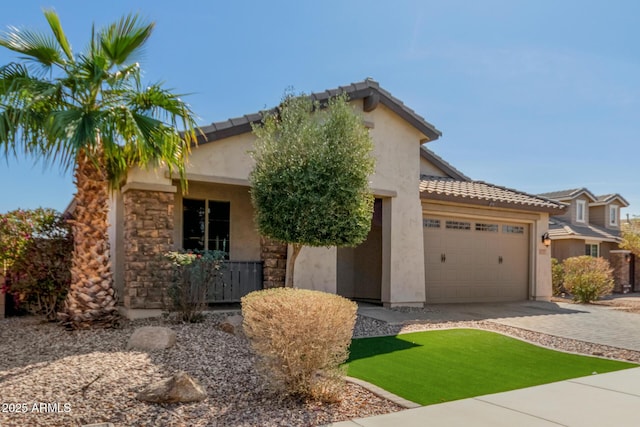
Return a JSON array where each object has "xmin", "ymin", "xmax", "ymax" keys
[
  {"xmin": 196, "ymin": 79, "xmax": 442, "ymax": 145},
  {"xmin": 420, "ymin": 192, "xmax": 568, "ymax": 214}
]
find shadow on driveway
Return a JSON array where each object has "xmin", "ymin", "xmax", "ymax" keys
[{"xmin": 358, "ymin": 300, "xmax": 587, "ymax": 325}]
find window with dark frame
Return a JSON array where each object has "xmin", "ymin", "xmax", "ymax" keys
[
  {"xmin": 182, "ymin": 199, "xmax": 230, "ymax": 256},
  {"xmin": 585, "ymin": 244, "xmax": 598, "ymax": 257}
]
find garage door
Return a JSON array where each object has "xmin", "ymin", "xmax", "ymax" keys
[{"xmin": 423, "ymin": 216, "xmax": 529, "ymax": 303}]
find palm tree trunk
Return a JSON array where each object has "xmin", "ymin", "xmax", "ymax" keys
[{"xmin": 58, "ymin": 151, "xmax": 119, "ymax": 328}]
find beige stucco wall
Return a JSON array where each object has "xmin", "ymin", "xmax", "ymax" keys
[
  {"xmin": 121, "ymin": 99, "xmax": 431, "ymax": 305},
  {"xmin": 420, "ymin": 157, "xmax": 448, "ymax": 177},
  {"xmin": 288, "ymin": 246, "xmax": 337, "ymax": 293},
  {"xmin": 366, "ymin": 104, "xmax": 428, "ymax": 306},
  {"xmin": 173, "ymin": 182, "xmax": 261, "ymax": 261}
]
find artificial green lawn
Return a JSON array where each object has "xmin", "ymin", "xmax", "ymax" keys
[{"xmin": 346, "ymin": 329, "xmax": 637, "ymax": 406}]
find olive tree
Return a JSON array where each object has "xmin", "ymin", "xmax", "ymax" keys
[{"xmin": 250, "ymin": 93, "xmax": 375, "ymax": 287}]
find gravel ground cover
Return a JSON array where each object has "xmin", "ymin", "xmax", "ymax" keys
[{"xmin": 1, "ymin": 310, "xmax": 639, "ymax": 427}]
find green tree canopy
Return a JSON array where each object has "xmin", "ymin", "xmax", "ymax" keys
[{"xmin": 250, "ymin": 92, "xmax": 375, "ymax": 287}]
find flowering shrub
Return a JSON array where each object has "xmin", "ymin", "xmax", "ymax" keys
[
  {"xmin": 161, "ymin": 250, "xmax": 226, "ymax": 322},
  {"xmin": 562, "ymin": 256, "xmax": 614, "ymax": 303},
  {"xmin": 0, "ymin": 208, "xmax": 72, "ymax": 320}
]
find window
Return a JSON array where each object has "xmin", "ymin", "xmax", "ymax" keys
[
  {"xmin": 502, "ymin": 225, "xmax": 524, "ymax": 234},
  {"xmin": 423, "ymin": 219, "xmax": 441, "ymax": 228},
  {"xmin": 576, "ymin": 200, "xmax": 586, "ymax": 223},
  {"xmin": 610, "ymin": 205, "xmax": 619, "ymax": 226},
  {"xmin": 475, "ymin": 223, "xmax": 498, "ymax": 232},
  {"xmin": 446, "ymin": 220, "xmax": 471, "ymax": 230},
  {"xmin": 585, "ymin": 244, "xmax": 599, "ymax": 257},
  {"xmin": 182, "ymin": 199, "xmax": 230, "ymax": 254}
]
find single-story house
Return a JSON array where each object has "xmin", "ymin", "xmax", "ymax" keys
[{"xmin": 109, "ymin": 79, "xmax": 567, "ymax": 318}]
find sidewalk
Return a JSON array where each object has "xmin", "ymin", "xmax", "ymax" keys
[
  {"xmin": 329, "ymin": 367, "xmax": 640, "ymax": 427},
  {"xmin": 327, "ymin": 301, "xmax": 640, "ymax": 426}
]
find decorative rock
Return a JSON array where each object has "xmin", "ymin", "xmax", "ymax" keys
[
  {"xmin": 136, "ymin": 371, "xmax": 207, "ymax": 403},
  {"xmin": 220, "ymin": 314, "xmax": 244, "ymax": 335},
  {"xmin": 127, "ymin": 326, "xmax": 176, "ymax": 350}
]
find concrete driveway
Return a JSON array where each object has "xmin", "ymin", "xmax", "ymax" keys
[{"xmin": 358, "ymin": 299, "xmax": 640, "ymax": 351}]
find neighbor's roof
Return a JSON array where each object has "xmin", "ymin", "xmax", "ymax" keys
[
  {"xmin": 538, "ymin": 188, "xmax": 597, "ymax": 202},
  {"xmin": 592, "ymin": 193, "xmax": 630, "ymax": 207},
  {"xmin": 420, "ymin": 175, "xmax": 567, "ymax": 213},
  {"xmin": 420, "ymin": 146, "xmax": 470, "ymax": 181},
  {"xmin": 197, "ymin": 79, "xmax": 442, "ymax": 144},
  {"xmin": 548, "ymin": 217, "xmax": 621, "ymax": 243}
]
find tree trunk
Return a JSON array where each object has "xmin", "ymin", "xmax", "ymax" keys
[
  {"xmin": 286, "ymin": 243, "xmax": 302, "ymax": 288},
  {"xmin": 58, "ymin": 151, "xmax": 119, "ymax": 328}
]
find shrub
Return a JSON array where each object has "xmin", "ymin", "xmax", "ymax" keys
[
  {"xmin": 551, "ymin": 258, "xmax": 564, "ymax": 296},
  {"xmin": 241, "ymin": 288, "xmax": 357, "ymax": 402},
  {"xmin": 562, "ymin": 256, "xmax": 614, "ymax": 303},
  {"xmin": 161, "ymin": 250, "xmax": 226, "ymax": 322},
  {"xmin": 0, "ymin": 208, "xmax": 72, "ymax": 320}
]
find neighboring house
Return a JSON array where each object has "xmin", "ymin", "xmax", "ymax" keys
[
  {"xmin": 538, "ymin": 188, "xmax": 634, "ymax": 292},
  {"xmin": 108, "ymin": 79, "xmax": 566, "ymax": 318}
]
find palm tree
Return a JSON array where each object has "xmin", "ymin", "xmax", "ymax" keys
[{"xmin": 0, "ymin": 10, "xmax": 198, "ymax": 328}]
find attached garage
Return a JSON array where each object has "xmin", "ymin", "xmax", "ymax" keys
[
  {"xmin": 419, "ymin": 172, "xmax": 567, "ymax": 304},
  {"xmin": 423, "ymin": 216, "xmax": 529, "ymax": 303}
]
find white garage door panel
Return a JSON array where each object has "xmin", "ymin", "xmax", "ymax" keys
[{"xmin": 424, "ymin": 217, "xmax": 529, "ymax": 303}]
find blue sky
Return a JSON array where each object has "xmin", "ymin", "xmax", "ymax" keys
[{"xmin": 1, "ymin": 1, "xmax": 639, "ymax": 216}]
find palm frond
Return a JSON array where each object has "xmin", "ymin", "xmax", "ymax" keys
[
  {"xmin": 0, "ymin": 26, "xmax": 64, "ymax": 67},
  {"xmin": 43, "ymin": 9, "xmax": 73, "ymax": 61},
  {"xmin": 127, "ymin": 83, "xmax": 199, "ymax": 140},
  {"xmin": 99, "ymin": 14, "xmax": 154, "ymax": 66}
]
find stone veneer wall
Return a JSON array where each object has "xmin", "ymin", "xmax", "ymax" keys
[
  {"xmin": 123, "ymin": 189, "xmax": 175, "ymax": 309},
  {"xmin": 609, "ymin": 251, "xmax": 631, "ymax": 293},
  {"xmin": 261, "ymin": 237, "xmax": 287, "ymax": 289}
]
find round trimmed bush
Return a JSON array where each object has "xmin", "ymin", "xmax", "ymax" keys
[{"xmin": 241, "ymin": 288, "xmax": 357, "ymax": 402}]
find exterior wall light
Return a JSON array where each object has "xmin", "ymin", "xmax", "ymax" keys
[
  {"xmin": 542, "ymin": 232, "xmax": 551, "ymax": 247},
  {"xmin": 625, "ymin": 253, "xmax": 632, "ymax": 263}
]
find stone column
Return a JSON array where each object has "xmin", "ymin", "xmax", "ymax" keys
[
  {"xmin": 260, "ymin": 237, "xmax": 287, "ymax": 288},
  {"xmin": 609, "ymin": 250, "xmax": 631, "ymax": 293},
  {"xmin": 122, "ymin": 186, "xmax": 176, "ymax": 309}
]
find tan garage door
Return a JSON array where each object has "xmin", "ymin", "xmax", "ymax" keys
[{"xmin": 423, "ymin": 216, "xmax": 529, "ymax": 303}]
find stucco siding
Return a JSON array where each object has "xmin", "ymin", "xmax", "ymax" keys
[
  {"xmin": 420, "ymin": 157, "xmax": 449, "ymax": 177},
  {"xmin": 366, "ymin": 103, "xmax": 427, "ymax": 305}
]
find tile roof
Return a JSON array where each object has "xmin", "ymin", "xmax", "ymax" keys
[
  {"xmin": 538, "ymin": 188, "xmax": 597, "ymax": 202},
  {"xmin": 420, "ymin": 175, "xmax": 567, "ymax": 213},
  {"xmin": 548, "ymin": 217, "xmax": 621, "ymax": 242},
  {"xmin": 593, "ymin": 193, "xmax": 630, "ymax": 207},
  {"xmin": 196, "ymin": 79, "xmax": 442, "ymax": 144}
]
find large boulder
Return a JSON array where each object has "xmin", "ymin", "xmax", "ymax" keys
[
  {"xmin": 127, "ymin": 326, "xmax": 176, "ymax": 350},
  {"xmin": 136, "ymin": 371, "xmax": 207, "ymax": 403},
  {"xmin": 219, "ymin": 314, "xmax": 244, "ymax": 336}
]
